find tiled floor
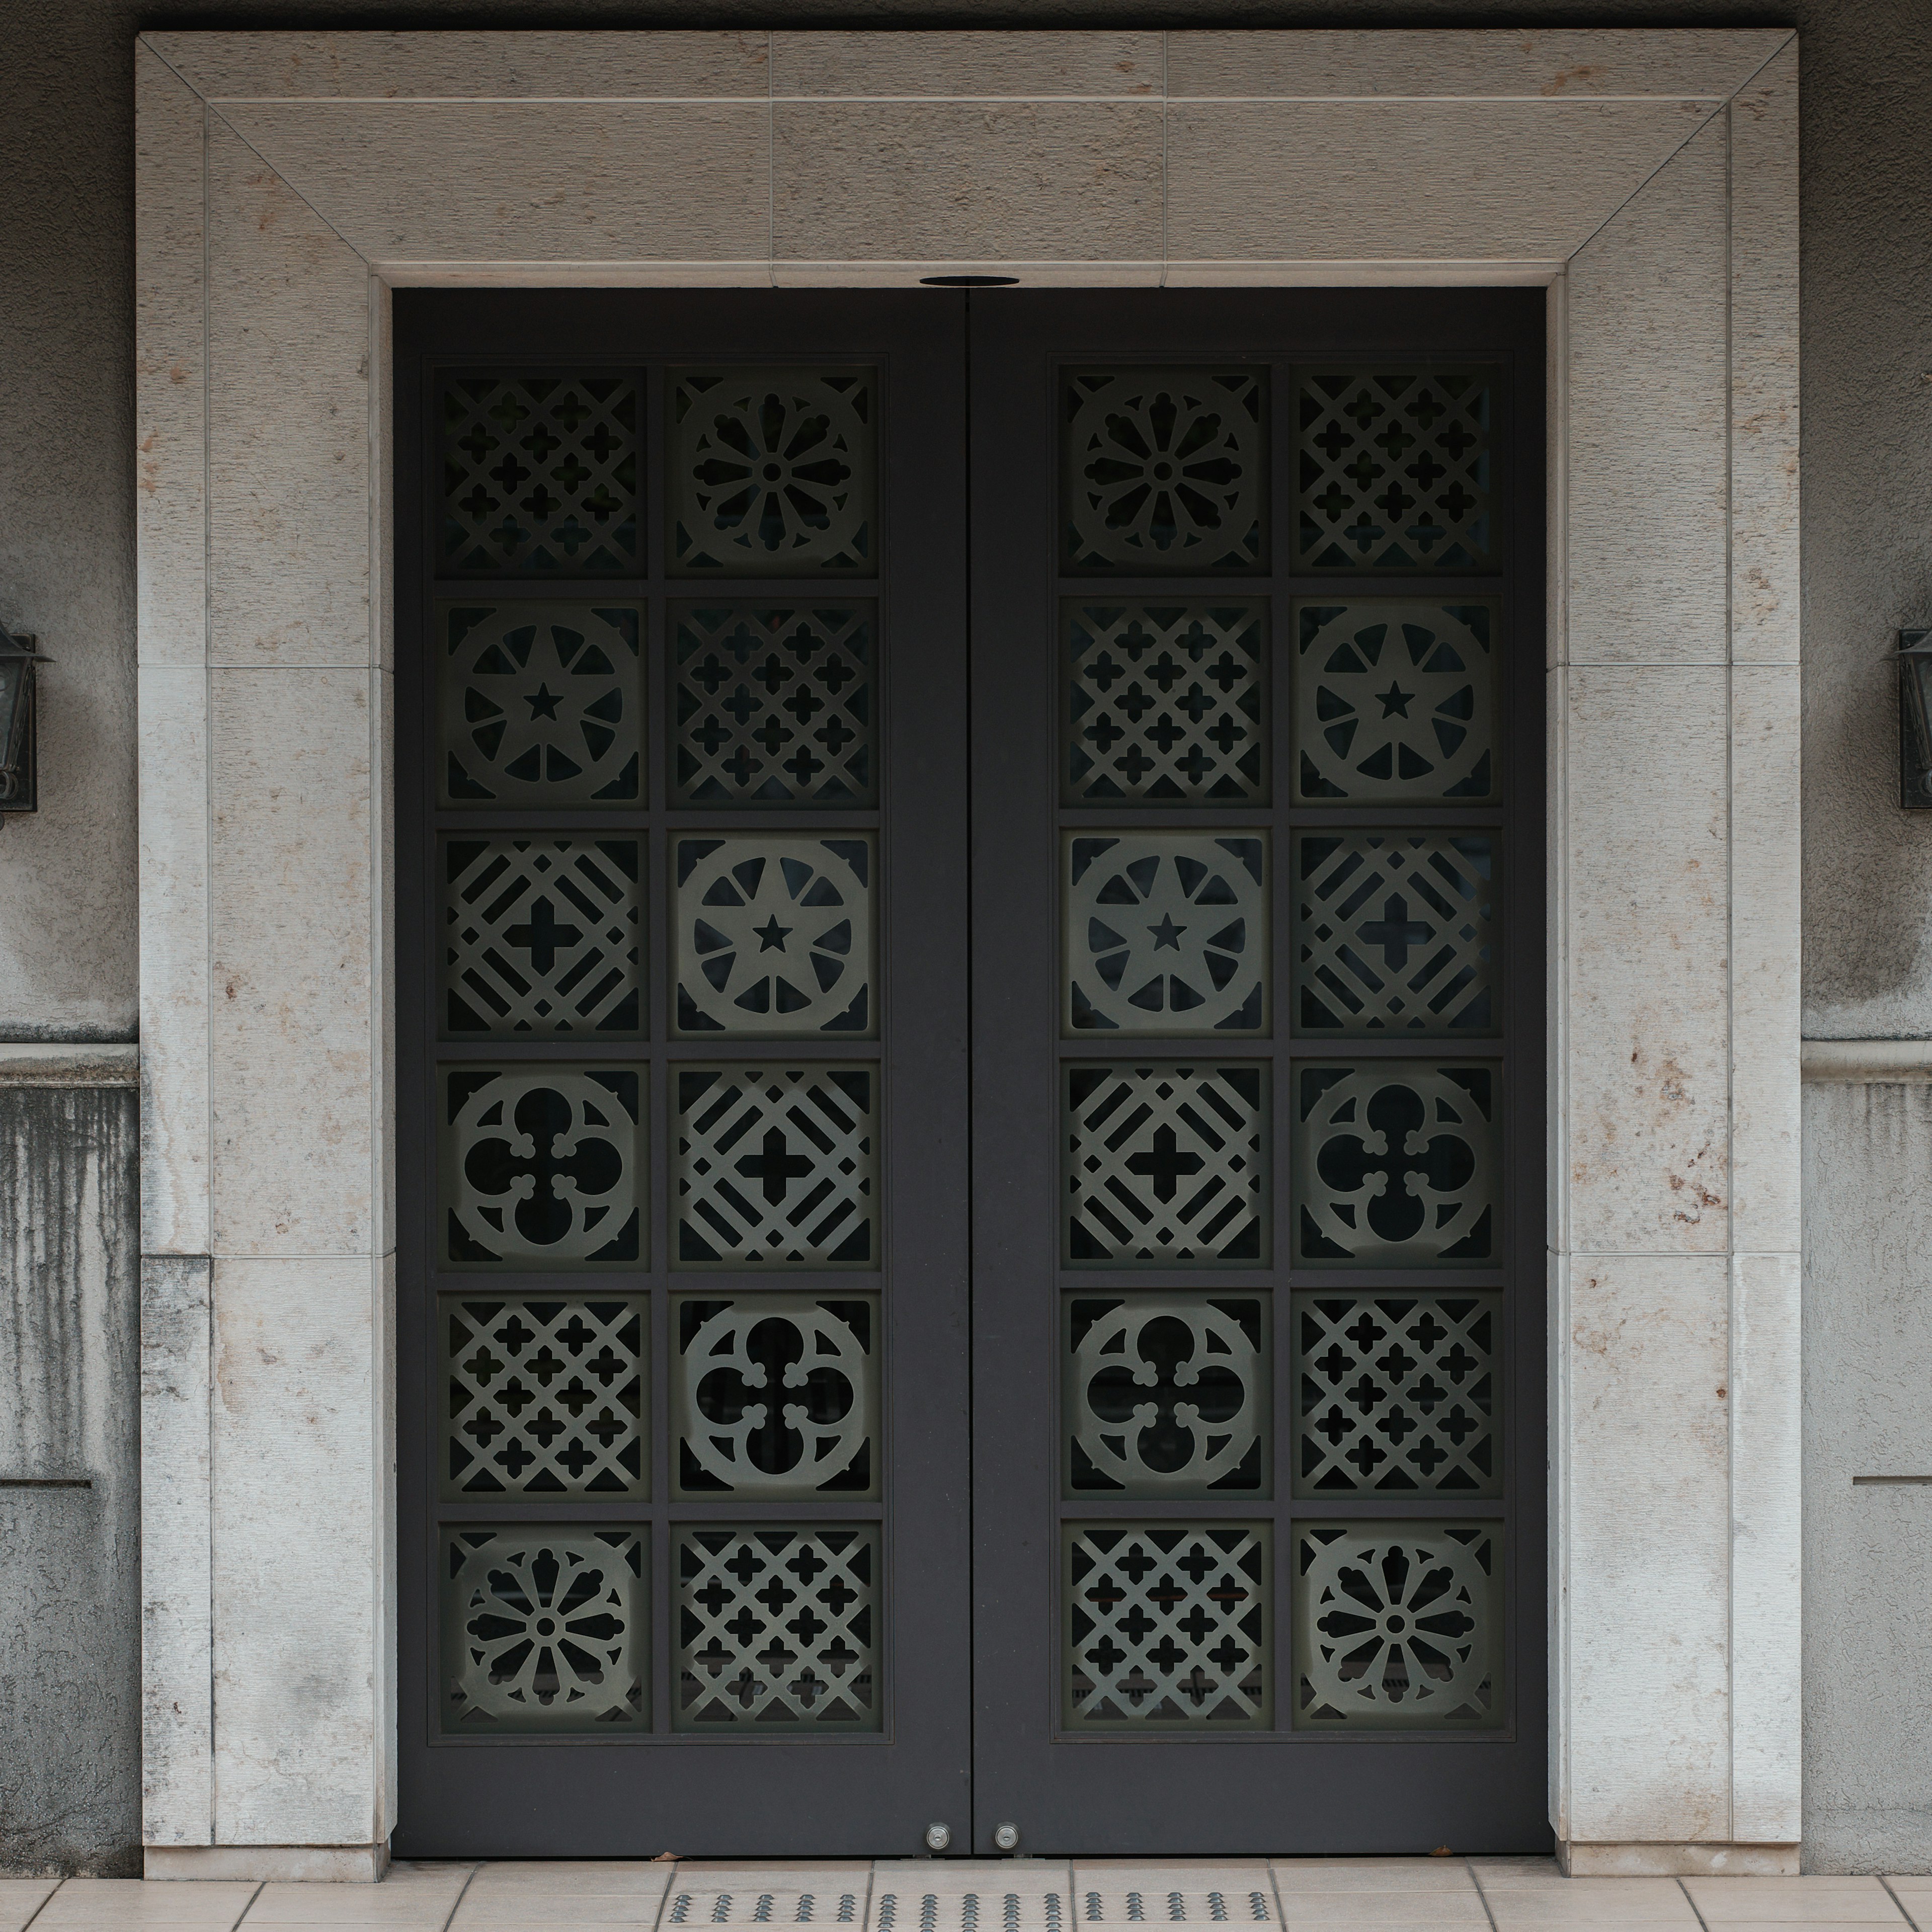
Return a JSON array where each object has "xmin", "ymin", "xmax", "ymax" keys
[{"xmin": 7, "ymin": 1866, "xmax": 1932, "ymax": 1932}]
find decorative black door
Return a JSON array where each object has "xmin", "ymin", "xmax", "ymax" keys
[{"xmin": 967, "ymin": 291, "xmax": 1547, "ymax": 1855}]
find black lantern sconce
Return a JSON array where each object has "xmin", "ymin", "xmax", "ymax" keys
[
  {"xmin": 1901, "ymin": 628, "xmax": 1932, "ymax": 810},
  {"xmin": 0, "ymin": 622, "xmax": 49, "ymax": 819}
]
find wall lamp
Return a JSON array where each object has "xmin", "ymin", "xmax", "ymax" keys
[{"xmin": 0, "ymin": 621, "xmax": 49, "ymax": 819}]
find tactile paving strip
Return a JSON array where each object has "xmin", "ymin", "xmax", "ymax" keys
[
  {"xmin": 871, "ymin": 1889, "xmax": 1069, "ymax": 1932},
  {"xmin": 1078, "ymin": 1892, "xmax": 1275, "ymax": 1923},
  {"xmin": 664, "ymin": 1891, "xmax": 865, "ymax": 1924}
]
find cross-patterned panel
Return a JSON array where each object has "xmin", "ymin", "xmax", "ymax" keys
[
  {"xmin": 441, "ymin": 1526, "xmax": 646, "ymax": 1732},
  {"xmin": 441, "ymin": 1295, "xmax": 646, "ymax": 1498},
  {"xmin": 1292, "ymin": 601, "xmax": 1497, "ymax": 806},
  {"xmin": 1294, "ymin": 1062, "xmax": 1497, "ymax": 1268},
  {"xmin": 440, "ymin": 837, "xmax": 641, "ymax": 1038},
  {"xmin": 675, "ymin": 836, "xmax": 875, "ymax": 1038},
  {"xmin": 672, "ymin": 602, "xmax": 875, "ymax": 808},
  {"xmin": 675, "ymin": 1295, "xmax": 877, "ymax": 1496},
  {"xmin": 438, "ymin": 601, "xmax": 642, "ymax": 808},
  {"xmin": 1293, "ymin": 1293, "xmax": 1498, "ymax": 1497},
  {"xmin": 1063, "ymin": 368, "xmax": 1267, "ymax": 575},
  {"xmin": 675, "ymin": 1525, "xmax": 880, "ymax": 1731},
  {"xmin": 443, "ymin": 1066, "xmax": 644, "ymax": 1270},
  {"xmin": 674, "ymin": 1065, "xmax": 876, "ymax": 1268},
  {"xmin": 1064, "ymin": 1523, "xmax": 1270, "ymax": 1727},
  {"xmin": 1293, "ymin": 366, "xmax": 1495, "ymax": 572},
  {"xmin": 1293, "ymin": 1522, "xmax": 1500, "ymax": 1729},
  {"xmin": 1293, "ymin": 832, "xmax": 1497, "ymax": 1035},
  {"xmin": 1065, "ymin": 1296, "xmax": 1268, "ymax": 1498},
  {"xmin": 670, "ymin": 368, "xmax": 875, "ymax": 577},
  {"xmin": 1064, "ymin": 1064, "xmax": 1267, "ymax": 1266},
  {"xmin": 1064, "ymin": 601, "xmax": 1268, "ymax": 806},
  {"xmin": 1065, "ymin": 834, "xmax": 1269, "ymax": 1036},
  {"xmin": 441, "ymin": 373, "xmax": 641, "ymax": 577}
]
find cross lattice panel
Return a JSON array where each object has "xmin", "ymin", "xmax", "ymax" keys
[
  {"xmin": 674, "ymin": 1065, "xmax": 876, "ymax": 1268},
  {"xmin": 1065, "ymin": 1295, "xmax": 1269, "ymax": 1499},
  {"xmin": 1293, "ymin": 831, "xmax": 1497, "ymax": 1035},
  {"xmin": 441, "ymin": 1294, "xmax": 647, "ymax": 1498},
  {"xmin": 674, "ymin": 1294, "xmax": 878, "ymax": 1497},
  {"xmin": 1293, "ymin": 1061, "xmax": 1498, "ymax": 1268},
  {"xmin": 441, "ymin": 1526, "xmax": 646, "ymax": 1732},
  {"xmin": 443, "ymin": 1066, "xmax": 645, "ymax": 1270},
  {"xmin": 675, "ymin": 1525, "xmax": 880, "ymax": 1731},
  {"xmin": 440, "ymin": 837, "xmax": 642, "ymax": 1038},
  {"xmin": 438, "ymin": 601, "xmax": 643, "ymax": 808},
  {"xmin": 670, "ymin": 368, "xmax": 876, "ymax": 576},
  {"xmin": 673, "ymin": 602, "xmax": 875, "ymax": 808},
  {"xmin": 1064, "ymin": 601, "xmax": 1268, "ymax": 807},
  {"xmin": 440, "ymin": 372, "xmax": 641, "ymax": 577},
  {"xmin": 1064, "ymin": 1523, "xmax": 1271, "ymax": 1728},
  {"xmin": 1293, "ymin": 366, "xmax": 1495, "ymax": 572},
  {"xmin": 1293, "ymin": 1293, "xmax": 1498, "ymax": 1497},
  {"xmin": 1062, "ymin": 368, "xmax": 1267, "ymax": 575},
  {"xmin": 1293, "ymin": 1522, "xmax": 1501, "ymax": 1729}
]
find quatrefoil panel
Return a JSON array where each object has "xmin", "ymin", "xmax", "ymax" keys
[
  {"xmin": 1293, "ymin": 600, "xmax": 1497, "ymax": 805},
  {"xmin": 674, "ymin": 1065, "xmax": 876, "ymax": 1269},
  {"xmin": 1064, "ymin": 1524, "xmax": 1270, "ymax": 1727},
  {"xmin": 1294, "ymin": 832, "xmax": 1497, "ymax": 1035},
  {"xmin": 443, "ymin": 1066, "xmax": 643, "ymax": 1270},
  {"xmin": 440, "ymin": 372, "xmax": 640, "ymax": 577},
  {"xmin": 442, "ymin": 1526, "xmax": 646, "ymax": 1732},
  {"xmin": 1065, "ymin": 1296, "xmax": 1269, "ymax": 1498},
  {"xmin": 670, "ymin": 368, "xmax": 875, "ymax": 576},
  {"xmin": 1065, "ymin": 834, "xmax": 1269, "ymax": 1035},
  {"xmin": 675, "ymin": 1525, "xmax": 880, "ymax": 1730},
  {"xmin": 675, "ymin": 837, "xmax": 875, "ymax": 1037},
  {"xmin": 1064, "ymin": 1064, "xmax": 1268, "ymax": 1266},
  {"xmin": 440, "ymin": 837, "xmax": 641, "ymax": 1038},
  {"xmin": 1294, "ymin": 1063, "xmax": 1497, "ymax": 1268},
  {"xmin": 441, "ymin": 1296, "xmax": 646, "ymax": 1499},
  {"xmin": 674, "ymin": 1295, "xmax": 877, "ymax": 1496},
  {"xmin": 1294, "ymin": 1522, "xmax": 1500, "ymax": 1729},
  {"xmin": 1063, "ymin": 368, "xmax": 1267, "ymax": 574},
  {"xmin": 438, "ymin": 601, "xmax": 642, "ymax": 807},
  {"xmin": 673, "ymin": 602, "xmax": 874, "ymax": 807},
  {"xmin": 1294, "ymin": 366, "xmax": 1495, "ymax": 571},
  {"xmin": 1293, "ymin": 1293, "xmax": 1498, "ymax": 1497},
  {"xmin": 1064, "ymin": 601, "xmax": 1268, "ymax": 806}
]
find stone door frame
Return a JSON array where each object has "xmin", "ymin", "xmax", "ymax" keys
[{"xmin": 133, "ymin": 26, "xmax": 1801, "ymax": 1878}]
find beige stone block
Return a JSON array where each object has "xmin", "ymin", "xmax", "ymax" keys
[
  {"xmin": 209, "ymin": 669, "xmax": 376, "ymax": 1255},
  {"xmin": 1169, "ymin": 101, "xmax": 1716, "ymax": 265},
  {"xmin": 773, "ymin": 101, "xmax": 1162, "ymax": 266},
  {"xmin": 773, "ymin": 30, "xmax": 1162, "ymax": 97},
  {"xmin": 1560, "ymin": 1850, "xmax": 1799, "ymax": 1878},
  {"xmin": 216, "ymin": 102, "xmax": 769, "ymax": 271}
]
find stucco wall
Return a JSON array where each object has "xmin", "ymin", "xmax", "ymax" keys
[{"xmin": 0, "ymin": 0, "xmax": 1928, "ymax": 1877}]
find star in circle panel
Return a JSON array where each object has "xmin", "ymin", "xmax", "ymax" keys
[
  {"xmin": 674, "ymin": 1064, "xmax": 877, "ymax": 1269},
  {"xmin": 438, "ymin": 601, "xmax": 642, "ymax": 808},
  {"xmin": 1293, "ymin": 1061, "xmax": 1498, "ymax": 1268},
  {"xmin": 1293, "ymin": 365, "xmax": 1495, "ymax": 572},
  {"xmin": 672, "ymin": 601, "xmax": 875, "ymax": 808},
  {"xmin": 442, "ymin": 1065, "xmax": 644, "ymax": 1270},
  {"xmin": 675, "ymin": 836, "xmax": 875, "ymax": 1038},
  {"xmin": 673, "ymin": 1294, "xmax": 877, "ymax": 1497},
  {"xmin": 1292, "ymin": 600, "xmax": 1497, "ymax": 805},
  {"xmin": 1065, "ymin": 833, "xmax": 1269, "ymax": 1036},
  {"xmin": 669, "ymin": 368, "xmax": 875, "ymax": 577},
  {"xmin": 1063, "ymin": 368, "xmax": 1267, "ymax": 575},
  {"xmin": 1293, "ymin": 1522, "xmax": 1500, "ymax": 1729},
  {"xmin": 1064, "ymin": 1295, "xmax": 1270, "ymax": 1499},
  {"xmin": 1064, "ymin": 600, "xmax": 1268, "ymax": 806},
  {"xmin": 441, "ymin": 1526, "xmax": 646, "ymax": 1732},
  {"xmin": 1063, "ymin": 1064, "xmax": 1268, "ymax": 1266}
]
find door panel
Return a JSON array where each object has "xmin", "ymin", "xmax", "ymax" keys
[
  {"xmin": 394, "ymin": 291, "xmax": 972, "ymax": 1856},
  {"xmin": 967, "ymin": 290, "xmax": 1547, "ymax": 1855}
]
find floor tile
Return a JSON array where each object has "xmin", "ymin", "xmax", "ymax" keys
[
  {"xmin": 1884, "ymin": 1885, "xmax": 1932, "ymax": 1897},
  {"xmin": 1272, "ymin": 1894, "xmax": 1488, "ymax": 1923},
  {"xmin": 662, "ymin": 1867, "xmax": 871, "ymax": 1930},
  {"xmin": 1272, "ymin": 1867, "xmax": 1477, "ymax": 1894},
  {"xmin": 36, "ymin": 1883, "xmax": 261, "ymax": 1929},
  {"xmin": 0, "ymin": 1881, "xmax": 60, "ymax": 1932},
  {"xmin": 1483, "ymin": 1882, "xmax": 1700, "ymax": 1924},
  {"xmin": 1469, "ymin": 1865, "xmax": 1567, "ymax": 1890},
  {"xmin": 1073, "ymin": 1875, "xmax": 1278, "ymax": 1925},
  {"xmin": 1682, "ymin": 1882, "xmax": 1904, "ymax": 1925}
]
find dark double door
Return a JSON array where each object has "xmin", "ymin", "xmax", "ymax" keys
[{"xmin": 393, "ymin": 288, "xmax": 1547, "ymax": 1860}]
